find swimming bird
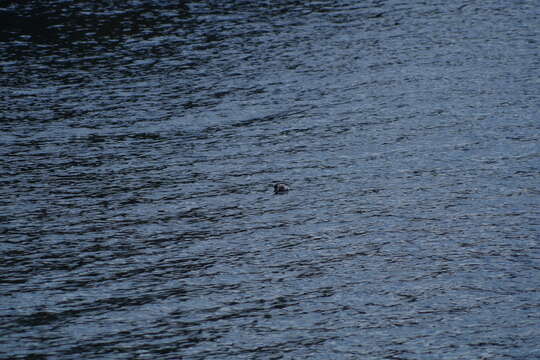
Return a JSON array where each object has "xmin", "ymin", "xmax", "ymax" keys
[{"xmin": 274, "ymin": 183, "xmax": 289, "ymax": 194}]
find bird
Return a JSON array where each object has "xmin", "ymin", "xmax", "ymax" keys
[{"xmin": 273, "ymin": 183, "xmax": 289, "ymax": 194}]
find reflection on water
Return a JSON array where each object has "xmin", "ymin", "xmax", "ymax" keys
[{"xmin": 1, "ymin": 0, "xmax": 539, "ymax": 359}]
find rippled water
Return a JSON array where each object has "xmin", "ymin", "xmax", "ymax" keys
[{"xmin": 1, "ymin": 0, "xmax": 539, "ymax": 359}]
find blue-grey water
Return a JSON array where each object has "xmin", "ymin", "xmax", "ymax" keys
[{"xmin": 1, "ymin": 1, "xmax": 539, "ymax": 359}]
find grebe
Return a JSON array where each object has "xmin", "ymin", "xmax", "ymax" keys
[{"xmin": 274, "ymin": 183, "xmax": 289, "ymax": 194}]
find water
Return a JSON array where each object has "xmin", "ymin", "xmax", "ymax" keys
[{"xmin": 1, "ymin": 0, "xmax": 539, "ymax": 359}]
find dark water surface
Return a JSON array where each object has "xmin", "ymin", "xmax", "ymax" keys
[{"xmin": 1, "ymin": 0, "xmax": 539, "ymax": 359}]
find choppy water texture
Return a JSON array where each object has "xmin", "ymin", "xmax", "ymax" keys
[{"xmin": 1, "ymin": 0, "xmax": 539, "ymax": 359}]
